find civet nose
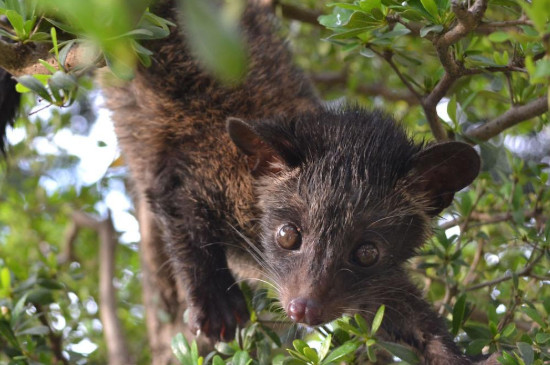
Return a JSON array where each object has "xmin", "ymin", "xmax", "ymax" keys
[{"xmin": 287, "ymin": 298, "xmax": 323, "ymax": 326}]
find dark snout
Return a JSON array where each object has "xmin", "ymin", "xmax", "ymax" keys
[{"xmin": 287, "ymin": 298, "xmax": 324, "ymax": 326}]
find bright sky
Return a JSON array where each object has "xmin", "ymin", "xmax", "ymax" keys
[{"xmin": 6, "ymin": 92, "xmax": 140, "ymax": 244}]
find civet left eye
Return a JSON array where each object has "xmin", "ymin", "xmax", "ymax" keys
[
  {"xmin": 276, "ymin": 224, "xmax": 302, "ymax": 250},
  {"xmin": 353, "ymin": 243, "xmax": 379, "ymax": 267}
]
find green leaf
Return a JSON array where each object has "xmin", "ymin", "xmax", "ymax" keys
[
  {"xmin": 15, "ymin": 75, "xmax": 51, "ymax": 101},
  {"xmin": 36, "ymin": 278, "xmax": 64, "ymax": 290},
  {"xmin": 466, "ymin": 339, "xmax": 490, "ymax": 355},
  {"xmin": 0, "ymin": 320, "xmax": 19, "ymax": 348},
  {"xmin": 215, "ymin": 341, "xmax": 236, "ymax": 356},
  {"xmin": 354, "ymin": 313, "xmax": 369, "ymax": 334},
  {"xmin": 489, "ymin": 31, "xmax": 510, "ymax": 43},
  {"xmin": 452, "ymin": 294, "xmax": 467, "ymax": 335},
  {"xmin": 378, "ymin": 341, "xmax": 420, "ymax": 364},
  {"xmin": 16, "ymin": 325, "xmax": 50, "ymax": 336},
  {"xmin": 516, "ymin": 342, "xmax": 534, "ymax": 365},
  {"xmin": 420, "ymin": 24, "xmax": 443, "ymax": 37},
  {"xmin": 38, "ymin": 59, "xmax": 58, "ymax": 74},
  {"xmin": 360, "ymin": 47, "xmax": 376, "ymax": 58},
  {"xmin": 322, "ymin": 341, "xmax": 358, "ymax": 364},
  {"xmin": 502, "ymin": 323, "xmax": 516, "ymax": 338},
  {"xmin": 521, "ymin": 306, "xmax": 546, "ymax": 327},
  {"xmin": 0, "ymin": 268, "xmax": 11, "ymax": 292},
  {"xmin": 28, "ymin": 31, "xmax": 50, "ymax": 42},
  {"xmin": 5, "ymin": 9, "xmax": 25, "ymax": 39},
  {"xmin": 287, "ymin": 349, "xmax": 310, "ymax": 362},
  {"xmin": 26, "ymin": 288, "xmax": 55, "ymax": 305},
  {"xmin": 232, "ymin": 351, "xmax": 251, "ymax": 365},
  {"xmin": 212, "ymin": 355, "xmax": 225, "ymax": 365},
  {"xmin": 420, "ymin": 0, "xmax": 439, "ymax": 20},
  {"xmin": 535, "ymin": 332, "xmax": 550, "ymax": 344},
  {"xmin": 318, "ymin": 334, "xmax": 332, "ymax": 361},
  {"xmin": 360, "ymin": 0, "xmax": 382, "ymax": 12},
  {"xmin": 303, "ymin": 347, "xmax": 319, "ymax": 363},
  {"xmin": 326, "ymin": 3, "xmax": 362, "ymax": 11},
  {"xmin": 58, "ymin": 39, "xmax": 76, "ymax": 68},
  {"xmin": 371, "ymin": 305, "xmax": 385, "ymax": 335},
  {"xmin": 260, "ymin": 324, "xmax": 282, "ymax": 347},
  {"xmin": 293, "ymin": 339, "xmax": 308, "ymax": 353},
  {"xmin": 179, "ymin": 0, "xmax": 247, "ymax": 84},
  {"xmin": 171, "ymin": 333, "xmax": 190, "ymax": 363},
  {"xmin": 51, "ymin": 27, "xmax": 59, "ymax": 62}
]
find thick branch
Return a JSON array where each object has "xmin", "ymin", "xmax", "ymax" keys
[
  {"xmin": 421, "ymin": 73, "xmax": 456, "ymax": 140},
  {"xmin": 0, "ymin": 40, "xmax": 95, "ymax": 77},
  {"xmin": 71, "ymin": 211, "xmax": 134, "ymax": 365},
  {"xmin": 279, "ymin": 3, "xmax": 322, "ymax": 26},
  {"xmin": 416, "ymin": 0, "xmax": 489, "ymax": 141},
  {"xmin": 466, "ymin": 96, "xmax": 549, "ymax": 141}
]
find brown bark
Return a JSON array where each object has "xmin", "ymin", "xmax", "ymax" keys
[
  {"xmin": 0, "ymin": 40, "xmax": 97, "ymax": 77},
  {"xmin": 135, "ymin": 194, "xmax": 211, "ymax": 364}
]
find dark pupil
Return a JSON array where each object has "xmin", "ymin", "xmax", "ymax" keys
[
  {"xmin": 277, "ymin": 224, "xmax": 301, "ymax": 249},
  {"xmin": 355, "ymin": 244, "xmax": 378, "ymax": 267}
]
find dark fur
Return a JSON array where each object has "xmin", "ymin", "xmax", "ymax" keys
[
  {"xmin": 102, "ymin": 1, "xmax": 484, "ymax": 363},
  {"xmin": 0, "ymin": 69, "xmax": 20, "ymax": 155}
]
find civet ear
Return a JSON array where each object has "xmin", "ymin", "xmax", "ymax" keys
[
  {"xmin": 409, "ymin": 141, "xmax": 481, "ymax": 216},
  {"xmin": 227, "ymin": 117, "xmax": 285, "ymax": 177}
]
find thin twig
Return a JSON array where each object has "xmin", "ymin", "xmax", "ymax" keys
[
  {"xmin": 35, "ymin": 304, "xmax": 69, "ymax": 365},
  {"xmin": 439, "ymin": 209, "xmax": 543, "ymax": 230},
  {"xmin": 368, "ymin": 47, "xmax": 423, "ymax": 102},
  {"xmin": 465, "ymin": 250, "xmax": 545, "ymax": 291}
]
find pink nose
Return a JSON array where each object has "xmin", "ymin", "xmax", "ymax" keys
[{"xmin": 287, "ymin": 298, "xmax": 323, "ymax": 326}]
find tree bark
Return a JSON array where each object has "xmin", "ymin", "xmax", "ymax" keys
[{"xmin": 135, "ymin": 194, "xmax": 211, "ymax": 364}]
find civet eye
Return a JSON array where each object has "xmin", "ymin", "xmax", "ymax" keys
[
  {"xmin": 276, "ymin": 224, "xmax": 302, "ymax": 250},
  {"xmin": 353, "ymin": 243, "xmax": 379, "ymax": 267}
]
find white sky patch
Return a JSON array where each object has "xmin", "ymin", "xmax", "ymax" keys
[
  {"xmin": 52, "ymin": 116, "xmax": 118, "ymax": 185},
  {"xmin": 68, "ymin": 338, "xmax": 98, "ymax": 356},
  {"xmin": 496, "ymin": 303, "xmax": 506, "ymax": 314},
  {"xmin": 440, "ymin": 213, "xmax": 461, "ymax": 238},
  {"xmin": 5, "ymin": 126, "xmax": 27, "ymax": 145},
  {"xmin": 484, "ymin": 253, "xmax": 500, "ymax": 266},
  {"xmin": 436, "ymin": 98, "xmax": 452, "ymax": 124},
  {"xmin": 10, "ymin": 92, "xmax": 141, "ymax": 245}
]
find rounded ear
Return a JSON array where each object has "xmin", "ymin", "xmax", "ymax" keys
[
  {"xmin": 409, "ymin": 141, "xmax": 480, "ymax": 216},
  {"xmin": 226, "ymin": 117, "xmax": 284, "ymax": 176}
]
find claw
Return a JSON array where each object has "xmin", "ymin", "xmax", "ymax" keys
[{"xmin": 220, "ymin": 324, "xmax": 226, "ymax": 340}]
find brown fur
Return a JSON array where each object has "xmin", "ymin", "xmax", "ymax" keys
[{"xmin": 101, "ymin": 1, "xmax": 485, "ymax": 363}]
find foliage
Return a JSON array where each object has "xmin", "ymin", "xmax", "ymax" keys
[{"xmin": 0, "ymin": 0, "xmax": 549, "ymax": 364}]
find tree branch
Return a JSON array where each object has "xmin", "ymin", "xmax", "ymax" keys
[
  {"xmin": 465, "ymin": 250, "xmax": 545, "ymax": 291},
  {"xmin": 310, "ymin": 69, "xmax": 419, "ymax": 104},
  {"xmin": 421, "ymin": 73, "xmax": 455, "ymax": 141},
  {"xmin": 476, "ymin": 18, "xmax": 533, "ymax": 33},
  {"xmin": 35, "ymin": 304, "xmax": 69, "ymax": 365},
  {"xmin": 278, "ymin": 3, "xmax": 322, "ymax": 26},
  {"xmin": 466, "ymin": 96, "xmax": 549, "ymax": 141},
  {"xmin": 71, "ymin": 211, "xmax": 134, "ymax": 365},
  {"xmin": 0, "ymin": 40, "xmax": 97, "ymax": 77},
  {"xmin": 439, "ymin": 209, "xmax": 544, "ymax": 230},
  {"xmin": 415, "ymin": 0, "xmax": 489, "ymax": 141}
]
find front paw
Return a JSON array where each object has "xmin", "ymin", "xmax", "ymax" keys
[{"xmin": 187, "ymin": 276, "xmax": 249, "ymax": 342}]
